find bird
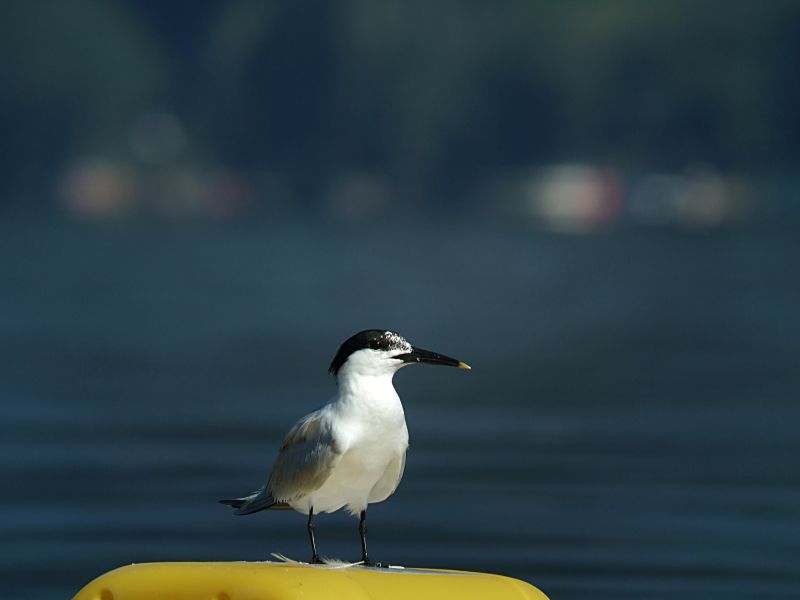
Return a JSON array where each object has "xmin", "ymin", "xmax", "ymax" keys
[{"xmin": 219, "ymin": 329, "xmax": 470, "ymax": 566}]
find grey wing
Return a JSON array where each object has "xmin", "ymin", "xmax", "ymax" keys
[
  {"xmin": 267, "ymin": 407, "xmax": 342, "ymax": 503},
  {"xmin": 368, "ymin": 449, "xmax": 407, "ymax": 503}
]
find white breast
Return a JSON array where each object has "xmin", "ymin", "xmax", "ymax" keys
[{"xmin": 292, "ymin": 377, "xmax": 409, "ymax": 516}]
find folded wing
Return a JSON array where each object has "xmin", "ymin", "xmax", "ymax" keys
[{"xmin": 267, "ymin": 407, "xmax": 343, "ymax": 504}]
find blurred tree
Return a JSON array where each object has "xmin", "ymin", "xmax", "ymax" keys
[
  {"xmin": 0, "ymin": 0, "xmax": 161, "ymax": 198},
  {"xmin": 2, "ymin": 0, "xmax": 799, "ymax": 203},
  {"xmin": 765, "ymin": 2, "xmax": 800, "ymax": 170},
  {"xmin": 203, "ymin": 0, "xmax": 340, "ymax": 199}
]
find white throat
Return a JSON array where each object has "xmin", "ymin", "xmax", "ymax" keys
[{"xmin": 334, "ymin": 349, "xmax": 406, "ymax": 415}]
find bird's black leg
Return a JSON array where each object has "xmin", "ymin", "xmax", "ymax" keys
[
  {"xmin": 307, "ymin": 508, "xmax": 322, "ymax": 564},
  {"xmin": 359, "ymin": 510, "xmax": 371, "ymax": 566}
]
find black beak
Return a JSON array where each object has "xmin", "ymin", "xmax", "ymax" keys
[{"xmin": 397, "ymin": 346, "xmax": 471, "ymax": 369}]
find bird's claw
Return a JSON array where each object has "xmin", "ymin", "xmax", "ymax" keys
[{"xmin": 359, "ymin": 560, "xmax": 388, "ymax": 568}]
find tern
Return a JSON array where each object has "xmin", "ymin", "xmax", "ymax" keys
[{"xmin": 220, "ymin": 329, "xmax": 470, "ymax": 565}]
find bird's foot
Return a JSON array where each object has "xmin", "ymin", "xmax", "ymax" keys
[
  {"xmin": 310, "ymin": 555, "xmax": 324, "ymax": 565},
  {"xmin": 360, "ymin": 559, "xmax": 388, "ymax": 568}
]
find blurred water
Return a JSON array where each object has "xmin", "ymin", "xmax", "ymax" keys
[{"xmin": 1, "ymin": 214, "xmax": 799, "ymax": 599}]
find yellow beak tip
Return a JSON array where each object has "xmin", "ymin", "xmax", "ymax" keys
[{"xmin": 457, "ymin": 361, "xmax": 472, "ymax": 370}]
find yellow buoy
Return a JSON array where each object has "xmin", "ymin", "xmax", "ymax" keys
[{"xmin": 72, "ymin": 561, "xmax": 549, "ymax": 600}]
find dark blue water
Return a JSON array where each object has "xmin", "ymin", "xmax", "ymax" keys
[{"xmin": 1, "ymin": 214, "xmax": 799, "ymax": 599}]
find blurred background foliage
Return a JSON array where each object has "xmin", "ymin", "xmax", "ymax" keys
[{"xmin": 2, "ymin": 0, "xmax": 799, "ymax": 206}]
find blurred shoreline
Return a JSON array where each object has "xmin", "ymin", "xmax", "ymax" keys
[{"xmin": 4, "ymin": 161, "xmax": 800, "ymax": 234}]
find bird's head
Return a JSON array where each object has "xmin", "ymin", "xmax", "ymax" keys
[{"xmin": 329, "ymin": 329, "xmax": 471, "ymax": 379}]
